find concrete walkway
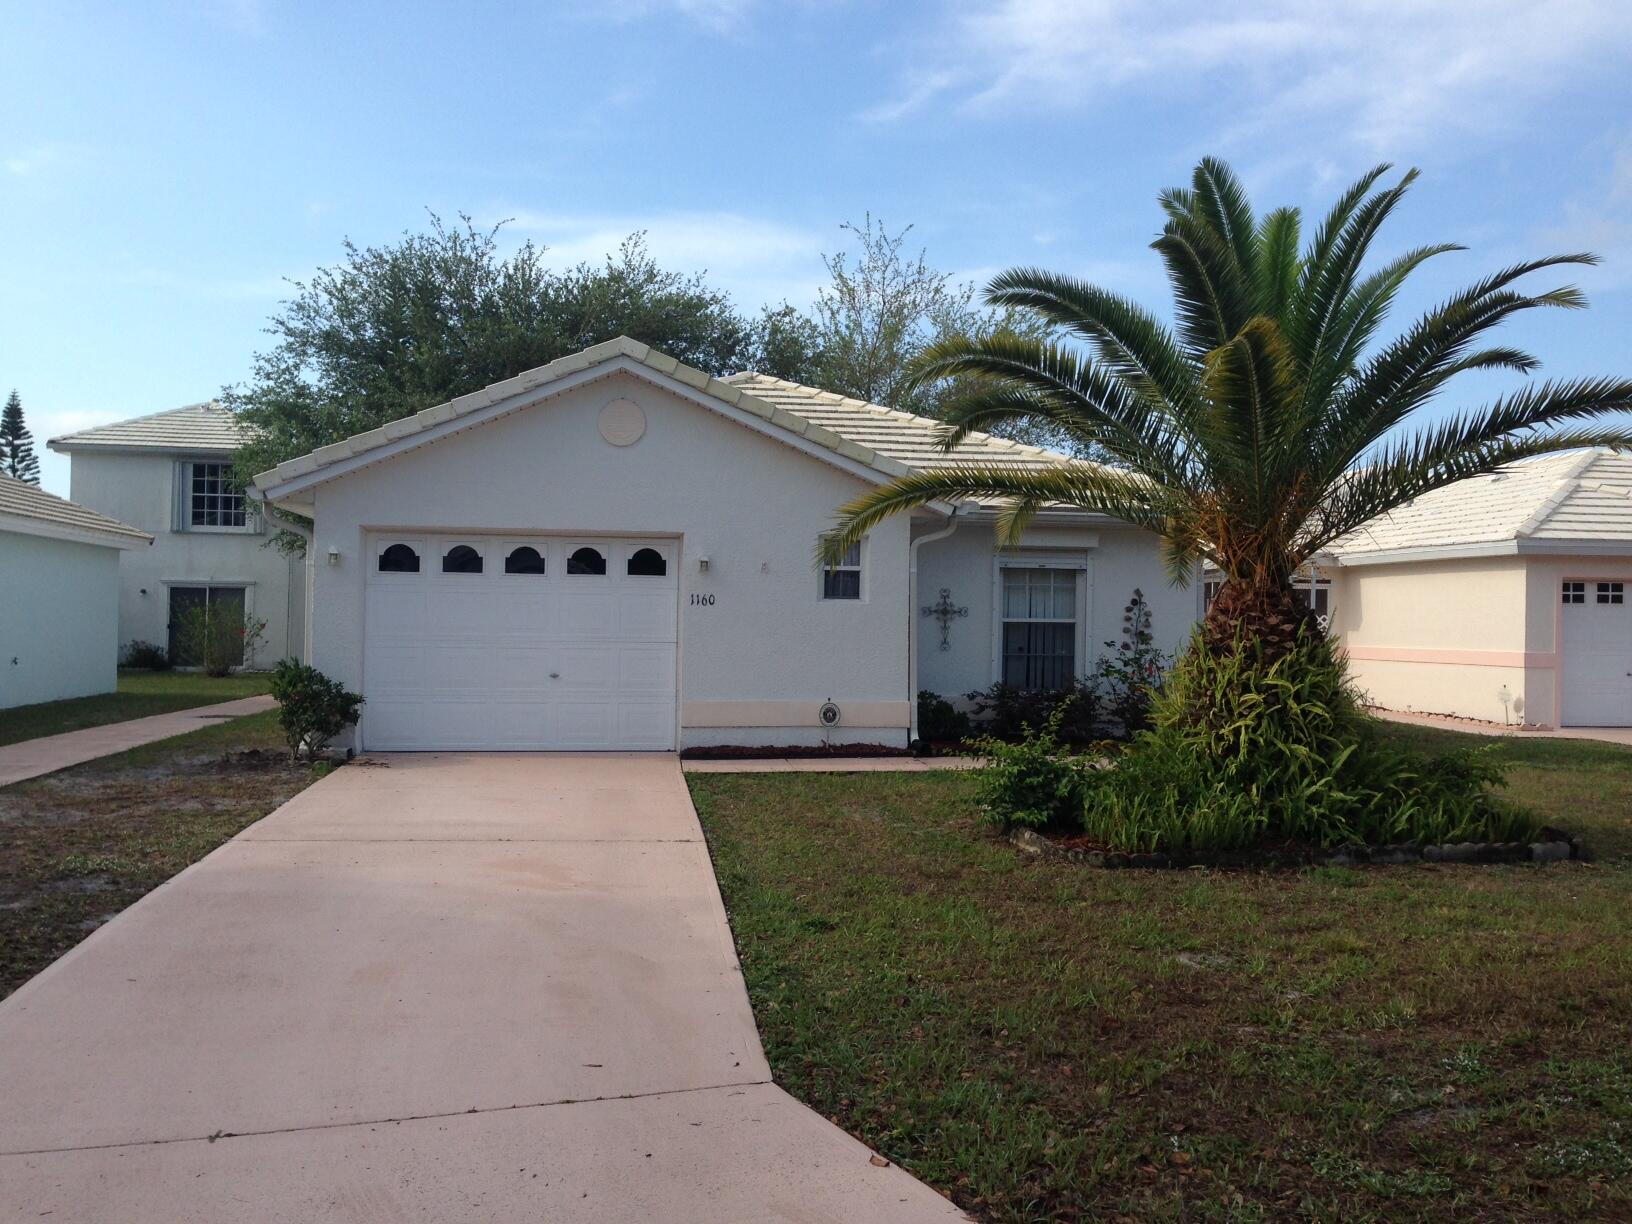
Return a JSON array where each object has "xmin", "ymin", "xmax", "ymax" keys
[
  {"xmin": 683, "ymin": 754, "xmax": 981, "ymax": 773},
  {"xmin": 0, "ymin": 694, "xmax": 279, "ymax": 787},
  {"xmin": 1372, "ymin": 708, "xmax": 1632, "ymax": 747},
  {"xmin": 0, "ymin": 753, "xmax": 966, "ymax": 1222}
]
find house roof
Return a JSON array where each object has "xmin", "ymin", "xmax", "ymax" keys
[
  {"xmin": 253, "ymin": 336, "xmax": 1090, "ymax": 508},
  {"xmin": 0, "ymin": 471, "xmax": 151, "ymax": 550},
  {"xmin": 48, "ymin": 401, "xmax": 244, "ymax": 454},
  {"xmin": 1329, "ymin": 449, "xmax": 1632, "ymax": 565}
]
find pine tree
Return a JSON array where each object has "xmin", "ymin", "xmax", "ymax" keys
[{"xmin": 0, "ymin": 390, "xmax": 40, "ymax": 484}]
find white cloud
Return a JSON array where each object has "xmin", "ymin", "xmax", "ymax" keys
[
  {"xmin": 497, "ymin": 209, "xmax": 829, "ymax": 308},
  {"xmin": 1541, "ymin": 132, "xmax": 1632, "ymax": 289},
  {"xmin": 867, "ymin": 0, "xmax": 1632, "ymax": 154},
  {"xmin": 3, "ymin": 143, "xmax": 83, "ymax": 178}
]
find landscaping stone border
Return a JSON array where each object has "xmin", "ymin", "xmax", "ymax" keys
[{"xmin": 1008, "ymin": 826, "xmax": 1588, "ymax": 869}]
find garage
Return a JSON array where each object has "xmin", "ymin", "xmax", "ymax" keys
[
  {"xmin": 1561, "ymin": 579, "xmax": 1632, "ymax": 727},
  {"xmin": 362, "ymin": 534, "xmax": 678, "ymax": 751}
]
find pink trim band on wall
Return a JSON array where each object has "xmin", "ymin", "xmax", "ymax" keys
[{"xmin": 1342, "ymin": 646, "xmax": 1559, "ymax": 669}]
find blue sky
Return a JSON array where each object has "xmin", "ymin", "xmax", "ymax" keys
[{"xmin": 5, "ymin": 0, "xmax": 1632, "ymax": 496}]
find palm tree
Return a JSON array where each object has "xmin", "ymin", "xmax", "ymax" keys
[{"xmin": 824, "ymin": 160, "xmax": 1632, "ymax": 664}]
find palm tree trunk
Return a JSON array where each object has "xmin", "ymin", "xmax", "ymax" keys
[{"xmin": 1201, "ymin": 579, "xmax": 1317, "ymax": 663}]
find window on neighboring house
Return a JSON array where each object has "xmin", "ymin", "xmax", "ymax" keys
[
  {"xmin": 1205, "ymin": 576, "xmax": 1330, "ymax": 627},
  {"xmin": 168, "ymin": 585, "xmax": 246, "ymax": 667},
  {"xmin": 823, "ymin": 541, "xmax": 862, "ymax": 600},
  {"xmin": 1598, "ymin": 581, "xmax": 1625, "ymax": 605},
  {"xmin": 183, "ymin": 461, "xmax": 248, "ymax": 529},
  {"xmin": 1001, "ymin": 567, "xmax": 1077, "ymax": 691},
  {"xmin": 1563, "ymin": 581, "xmax": 1586, "ymax": 605},
  {"xmin": 442, "ymin": 544, "xmax": 483, "ymax": 574},
  {"xmin": 567, "ymin": 546, "xmax": 606, "ymax": 575}
]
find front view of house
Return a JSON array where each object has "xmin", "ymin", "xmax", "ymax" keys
[{"xmin": 253, "ymin": 337, "xmax": 1196, "ymax": 752}]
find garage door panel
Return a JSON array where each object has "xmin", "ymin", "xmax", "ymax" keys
[
  {"xmin": 363, "ymin": 535, "xmax": 677, "ymax": 750},
  {"xmin": 1562, "ymin": 593, "xmax": 1632, "ymax": 726}
]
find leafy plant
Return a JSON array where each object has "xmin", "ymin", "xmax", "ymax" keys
[
  {"xmin": 966, "ymin": 676, "xmax": 1103, "ymax": 747},
  {"xmin": 173, "ymin": 606, "xmax": 266, "ymax": 677},
  {"xmin": 119, "ymin": 640, "xmax": 171, "ymax": 671},
  {"xmin": 268, "ymin": 659, "xmax": 362, "ymax": 761},
  {"xmin": 970, "ymin": 706, "xmax": 1095, "ymax": 832},
  {"xmin": 1092, "ymin": 588, "xmax": 1167, "ymax": 735},
  {"xmin": 916, "ymin": 690, "xmax": 972, "ymax": 744}
]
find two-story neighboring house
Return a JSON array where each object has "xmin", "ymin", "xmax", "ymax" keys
[{"xmin": 48, "ymin": 402, "xmax": 304, "ymax": 668}]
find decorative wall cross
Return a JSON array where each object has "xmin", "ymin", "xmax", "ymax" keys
[{"xmin": 921, "ymin": 587, "xmax": 968, "ymax": 651}]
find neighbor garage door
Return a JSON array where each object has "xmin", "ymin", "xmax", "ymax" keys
[
  {"xmin": 1561, "ymin": 579, "xmax": 1632, "ymax": 727},
  {"xmin": 362, "ymin": 535, "xmax": 678, "ymax": 750}
]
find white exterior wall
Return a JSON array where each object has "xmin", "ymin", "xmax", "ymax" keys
[
  {"xmin": 915, "ymin": 519, "xmax": 1199, "ymax": 702},
  {"xmin": 0, "ymin": 531, "xmax": 122, "ymax": 709},
  {"xmin": 67, "ymin": 450, "xmax": 304, "ymax": 667},
  {"xmin": 305, "ymin": 371, "xmax": 913, "ymax": 750}
]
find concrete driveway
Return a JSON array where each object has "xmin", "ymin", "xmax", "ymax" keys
[{"xmin": 0, "ymin": 754, "xmax": 965, "ymax": 1222}]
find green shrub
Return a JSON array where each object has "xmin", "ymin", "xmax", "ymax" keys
[
  {"xmin": 268, "ymin": 659, "xmax": 363, "ymax": 761},
  {"xmin": 967, "ymin": 676, "xmax": 1104, "ymax": 747},
  {"xmin": 916, "ymin": 690, "xmax": 972, "ymax": 743},
  {"xmin": 119, "ymin": 640, "xmax": 171, "ymax": 670},
  {"xmin": 970, "ymin": 706, "xmax": 1097, "ymax": 832},
  {"xmin": 1075, "ymin": 630, "xmax": 1539, "ymax": 852},
  {"xmin": 173, "ymin": 605, "xmax": 267, "ymax": 676}
]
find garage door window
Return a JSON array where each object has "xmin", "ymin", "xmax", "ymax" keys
[
  {"xmin": 568, "ymin": 546, "xmax": 606, "ymax": 575},
  {"xmin": 628, "ymin": 547, "xmax": 666, "ymax": 577},
  {"xmin": 443, "ymin": 545, "xmax": 483, "ymax": 574},
  {"xmin": 504, "ymin": 546, "xmax": 545, "ymax": 575},
  {"xmin": 378, "ymin": 543, "xmax": 420, "ymax": 573},
  {"xmin": 1598, "ymin": 582, "xmax": 1624, "ymax": 605},
  {"xmin": 1563, "ymin": 581, "xmax": 1586, "ymax": 604}
]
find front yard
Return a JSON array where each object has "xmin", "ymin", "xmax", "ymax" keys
[
  {"xmin": 690, "ymin": 725, "xmax": 1632, "ymax": 1221},
  {"xmin": 0, "ymin": 710, "xmax": 321, "ymax": 998},
  {"xmin": 0, "ymin": 669, "xmax": 273, "ymax": 747}
]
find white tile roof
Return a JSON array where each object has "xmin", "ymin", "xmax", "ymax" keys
[
  {"xmin": 0, "ymin": 471, "xmax": 151, "ymax": 548},
  {"xmin": 254, "ymin": 337, "xmax": 1088, "ymax": 501},
  {"xmin": 49, "ymin": 401, "xmax": 244, "ymax": 453},
  {"xmin": 1330, "ymin": 449, "xmax": 1632, "ymax": 563}
]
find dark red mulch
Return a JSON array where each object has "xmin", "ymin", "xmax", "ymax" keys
[{"xmin": 679, "ymin": 742, "xmax": 910, "ymax": 760}]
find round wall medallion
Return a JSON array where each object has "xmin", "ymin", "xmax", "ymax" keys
[{"xmin": 598, "ymin": 398, "xmax": 647, "ymax": 446}]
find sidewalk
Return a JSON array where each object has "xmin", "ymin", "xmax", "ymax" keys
[
  {"xmin": 1371, "ymin": 708, "xmax": 1632, "ymax": 747},
  {"xmin": 0, "ymin": 695, "xmax": 278, "ymax": 787}
]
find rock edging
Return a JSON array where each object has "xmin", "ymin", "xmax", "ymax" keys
[{"xmin": 1008, "ymin": 826, "xmax": 1588, "ymax": 869}]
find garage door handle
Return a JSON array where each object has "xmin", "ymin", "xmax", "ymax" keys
[{"xmin": 549, "ymin": 672, "xmax": 560, "ymax": 679}]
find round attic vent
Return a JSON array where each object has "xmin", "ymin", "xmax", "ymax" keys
[{"xmin": 599, "ymin": 398, "xmax": 647, "ymax": 446}]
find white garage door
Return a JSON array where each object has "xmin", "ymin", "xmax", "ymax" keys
[
  {"xmin": 362, "ymin": 535, "xmax": 678, "ymax": 750},
  {"xmin": 1561, "ymin": 579, "xmax": 1632, "ymax": 727}
]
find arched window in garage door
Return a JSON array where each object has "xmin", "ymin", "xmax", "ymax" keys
[
  {"xmin": 378, "ymin": 543, "xmax": 420, "ymax": 573},
  {"xmin": 627, "ymin": 547, "xmax": 666, "ymax": 577},
  {"xmin": 442, "ymin": 544, "xmax": 483, "ymax": 574},
  {"xmin": 567, "ymin": 546, "xmax": 606, "ymax": 575},
  {"xmin": 504, "ymin": 545, "xmax": 545, "ymax": 575}
]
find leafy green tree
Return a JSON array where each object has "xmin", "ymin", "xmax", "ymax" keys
[
  {"xmin": 0, "ymin": 390, "xmax": 40, "ymax": 484},
  {"xmin": 825, "ymin": 159, "xmax": 1632, "ymax": 664},
  {"xmin": 227, "ymin": 216, "xmax": 758, "ymax": 488}
]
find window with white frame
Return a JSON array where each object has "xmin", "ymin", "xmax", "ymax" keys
[
  {"xmin": 181, "ymin": 461, "xmax": 248, "ymax": 529},
  {"xmin": 1001, "ymin": 567, "xmax": 1078, "ymax": 690},
  {"xmin": 1598, "ymin": 581, "xmax": 1625, "ymax": 605},
  {"xmin": 1562, "ymin": 581, "xmax": 1586, "ymax": 605},
  {"xmin": 823, "ymin": 540, "xmax": 862, "ymax": 600}
]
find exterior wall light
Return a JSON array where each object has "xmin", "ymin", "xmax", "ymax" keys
[
  {"xmin": 327, "ymin": 547, "xmax": 341, "ymax": 567},
  {"xmin": 698, "ymin": 556, "xmax": 709, "ymax": 572}
]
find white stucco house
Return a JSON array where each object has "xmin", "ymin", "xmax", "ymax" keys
[
  {"xmin": 1320, "ymin": 449, "xmax": 1632, "ymax": 728},
  {"xmin": 0, "ymin": 472, "xmax": 151, "ymax": 709},
  {"xmin": 251, "ymin": 337, "xmax": 1197, "ymax": 753},
  {"xmin": 48, "ymin": 403, "xmax": 305, "ymax": 668}
]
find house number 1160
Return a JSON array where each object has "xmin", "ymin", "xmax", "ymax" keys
[{"xmin": 690, "ymin": 593, "xmax": 716, "ymax": 606}]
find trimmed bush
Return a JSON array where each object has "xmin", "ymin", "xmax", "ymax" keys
[
  {"xmin": 971, "ymin": 707, "xmax": 1095, "ymax": 831},
  {"xmin": 120, "ymin": 640, "xmax": 171, "ymax": 671},
  {"xmin": 916, "ymin": 690, "xmax": 971, "ymax": 744},
  {"xmin": 966, "ymin": 676, "xmax": 1104, "ymax": 747},
  {"xmin": 1075, "ymin": 630, "xmax": 1539, "ymax": 852},
  {"xmin": 268, "ymin": 659, "xmax": 363, "ymax": 761}
]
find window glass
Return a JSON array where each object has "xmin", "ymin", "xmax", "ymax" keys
[
  {"xmin": 1563, "ymin": 581, "xmax": 1586, "ymax": 605},
  {"xmin": 189, "ymin": 461, "xmax": 247, "ymax": 528},
  {"xmin": 378, "ymin": 543, "xmax": 420, "ymax": 573},
  {"xmin": 1000, "ymin": 568, "xmax": 1077, "ymax": 691},
  {"xmin": 627, "ymin": 547, "xmax": 666, "ymax": 576},
  {"xmin": 823, "ymin": 540, "xmax": 862, "ymax": 599},
  {"xmin": 504, "ymin": 546, "xmax": 545, "ymax": 575},
  {"xmin": 1598, "ymin": 581, "xmax": 1625, "ymax": 605},
  {"xmin": 567, "ymin": 546, "xmax": 606, "ymax": 575},
  {"xmin": 442, "ymin": 544, "xmax": 483, "ymax": 574}
]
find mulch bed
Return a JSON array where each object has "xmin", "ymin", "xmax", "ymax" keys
[{"xmin": 680, "ymin": 742, "xmax": 911, "ymax": 760}]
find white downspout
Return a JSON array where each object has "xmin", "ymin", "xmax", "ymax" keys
[
  {"xmin": 250, "ymin": 492, "xmax": 313, "ymax": 665},
  {"xmin": 907, "ymin": 507, "xmax": 961, "ymax": 743}
]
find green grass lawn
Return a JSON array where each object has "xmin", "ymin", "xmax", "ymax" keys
[
  {"xmin": 0, "ymin": 669, "xmax": 273, "ymax": 747},
  {"xmin": 690, "ymin": 724, "xmax": 1632, "ymax": 1222},
  {"xmin": 0, "ymin": 710, "xmax": 322, "ymax": 998}
]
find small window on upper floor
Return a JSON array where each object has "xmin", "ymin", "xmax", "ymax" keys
[
  {"xmin": 1598, "ymin": 581, "xmax": 1625, "ymax": 605},
  {"xmin": 567, "ymin": 546, "xmax": 606, "ymax": 575},
  {"xmin": 505, "ymin": 546, "xmax": 545, "ymax": 575},
  {"xmin": 1563, "ymin": 581, "xmax": 1587, "ymax": 605},
  {"xmin": 378, "ymin": 543, "xmax": 420, "ymax": 573},
  {"xmin": 442, "ymin": 544, "xmax": 483, "ymax": 574},
  {"xmin": 823, "ymin": 540, "xmax": 862, "ymax": 600},
  {"xmin": 627, "ymin": 547, "xmax": 666, "ymax": 577}
]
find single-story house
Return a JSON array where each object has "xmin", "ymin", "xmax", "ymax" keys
[
  {"xmin": 0, "ymin": 471, "xmax": 152, "ymax": 710},
  {"xmin": 48, "ymin": 402, "xmax": 305, "ymax": 668},
  {"xmin": 1322, "ymin": 448, "xmax": 1632, "ymax": 728},
  {"xmin": 252, "ymin": 337, "xmax": 1198, "ymax": 753}
]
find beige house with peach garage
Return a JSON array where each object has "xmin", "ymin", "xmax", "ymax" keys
[{"xmin": 1317, "ymin": 449, "xmax": 1632, "ymax": 728}]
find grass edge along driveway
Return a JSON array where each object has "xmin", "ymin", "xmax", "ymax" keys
[{"xmin": 0, "ymin": 670, "xmax": 273, "ymax": 747}]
